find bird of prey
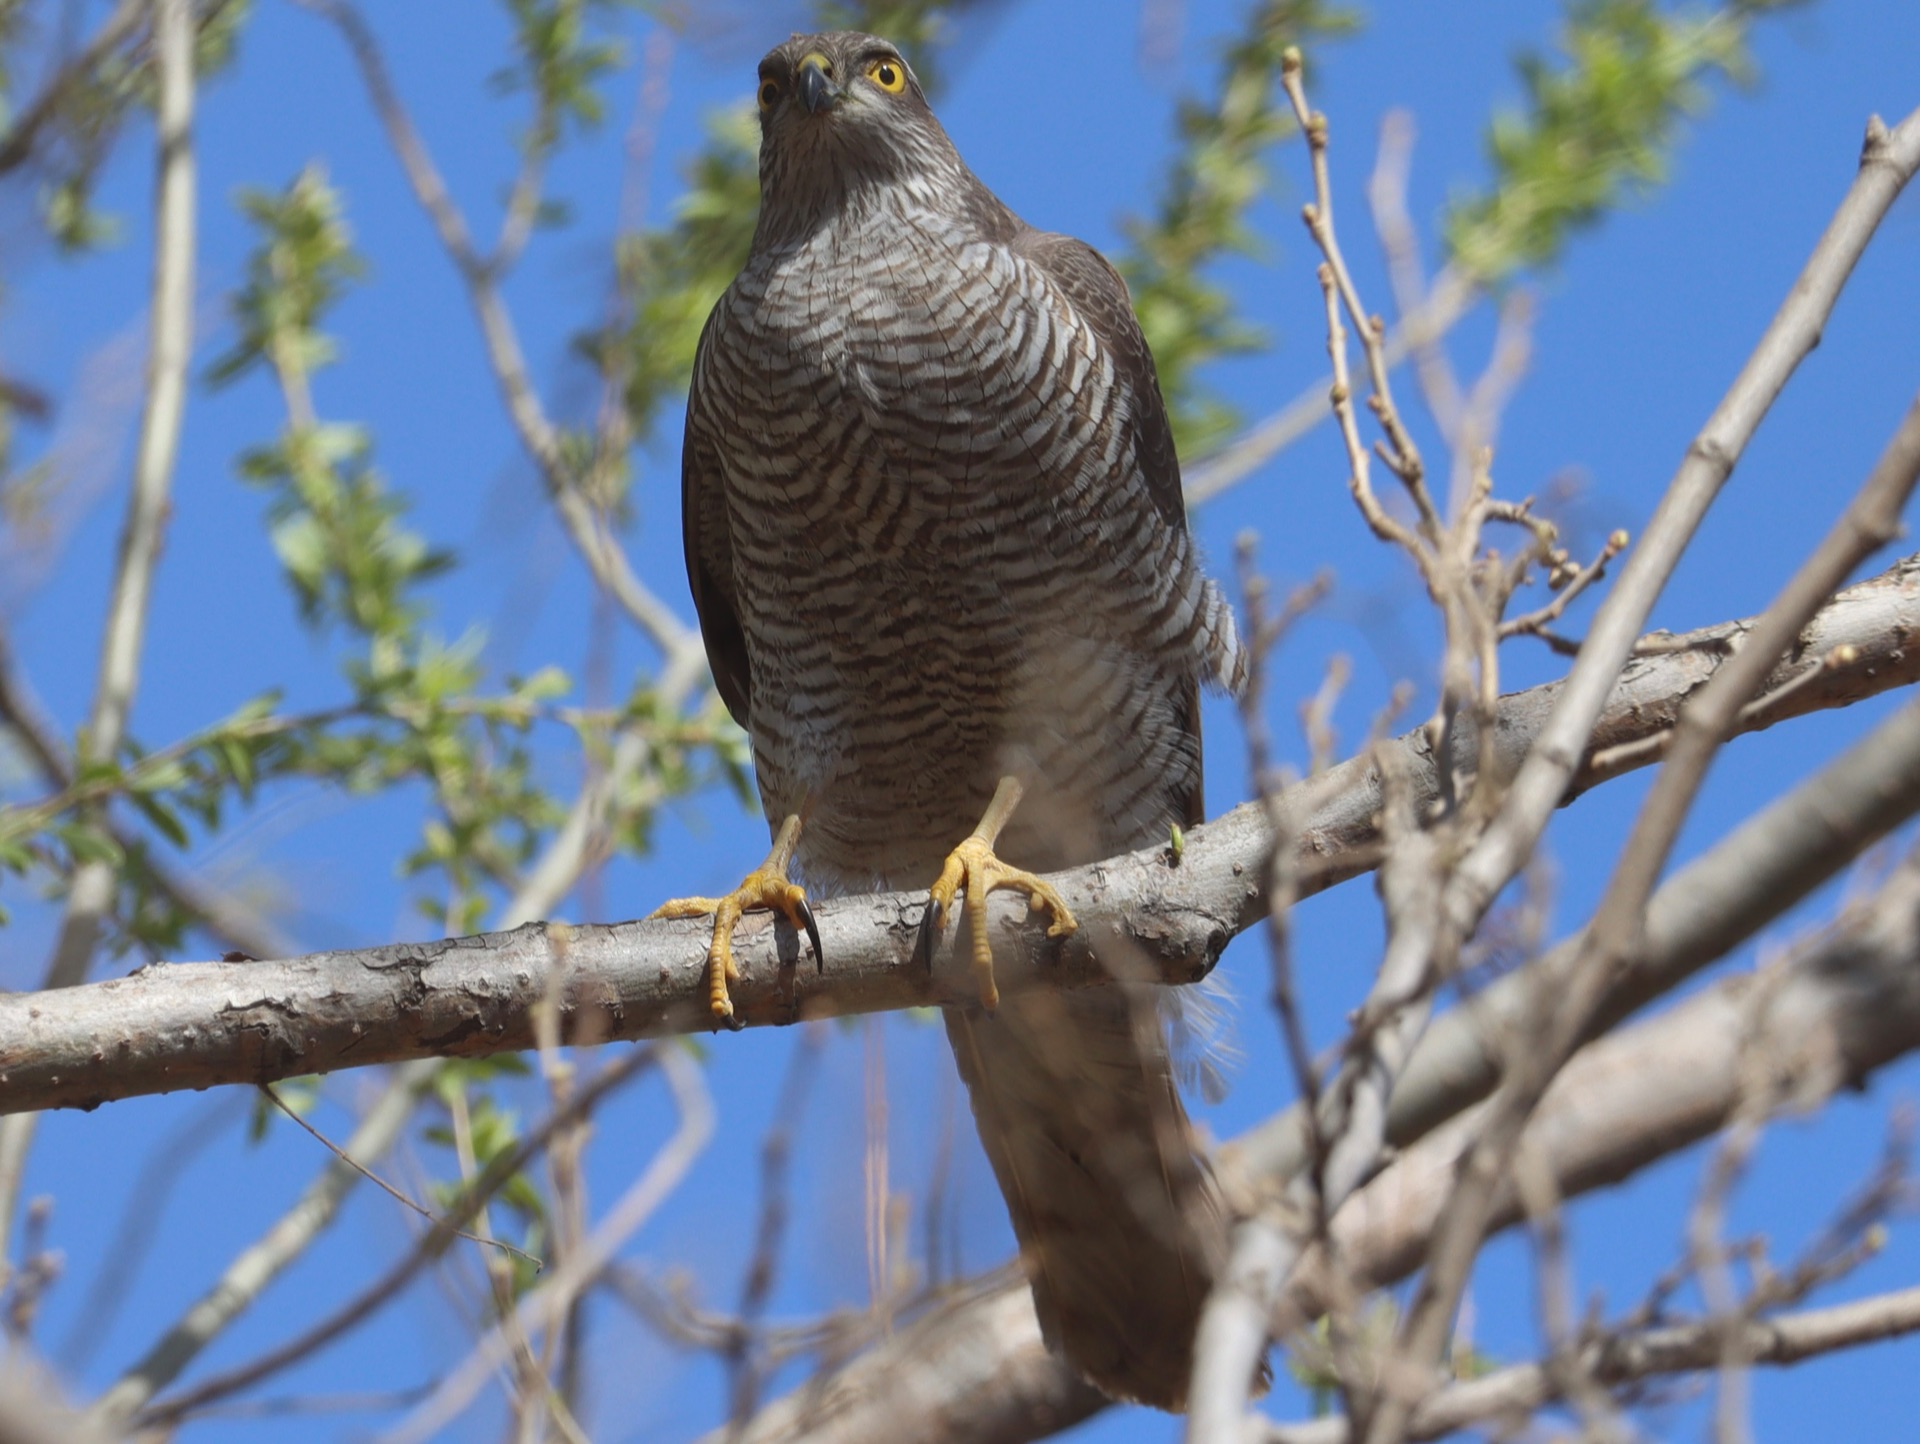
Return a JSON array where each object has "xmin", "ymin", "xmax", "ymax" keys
[{"xmin": 655, "ymin": 30, "xmax": 1246, "ymax": 1409}]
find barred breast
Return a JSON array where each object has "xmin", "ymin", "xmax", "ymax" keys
[{"xmin": 687, "ymin": 193, "xmax": 1227, "ymax": 887}]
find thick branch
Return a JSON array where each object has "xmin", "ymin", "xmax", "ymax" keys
[
  {"xmin": 706, "ymin": 861, "xmax": 1919, "ymax": 1444},
  {"xmin": 0, "ymin": 564, "xmax": 1911, "ymax": 1115}
]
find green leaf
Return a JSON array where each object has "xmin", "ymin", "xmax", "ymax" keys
[
  {"xmin": 250, "ymin": 1074, "xmax": 321, "ymax": 1144},
  {"xmin": 1117, "ymin": 0, "xmax": 1362, "ymax": 458},
  {"xmin": 61, "ymin": 821, "xmax": 124, "ymax": 868},
  {"xmin": 130, "ymin": 791, "xmax": 191, "ymax": 850},
  {"xmin": 1445, "ymin": 0, "xmax": 1788, "ymax": 283}
]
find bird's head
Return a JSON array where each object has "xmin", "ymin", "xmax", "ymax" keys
[{"xmin": 751, "ymin": 31, "xmax": 967, "ymax": 237}]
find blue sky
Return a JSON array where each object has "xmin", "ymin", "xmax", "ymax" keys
[{"xmin": 0, "ymin": 1, "xmax": 1916, "ymax": 1440}]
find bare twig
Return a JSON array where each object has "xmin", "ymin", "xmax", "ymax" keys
[
  {"xmin": 1366, "ymin": 110, "xmax": 1464, "ymax": 448},
  {"xmin": 1512, "ymin": 1138, "xmax": 1623, "ymax": 1439},
  {"xmin": 1251, "ymin": 1288, "xmax": 1921, "ymax": 1444},
  {"xmin": 1498, "ymin": 527, "xmax": 1630, "ymax": 645},
  {"xmin": 294, "ymin": 0, "xmax": 706, "ymax": 693},
  {"xmin": 1371, "ymin": 401, "xmax": 1919, "ymax": 1444},
  {"xmin": 728, "ymin": 1026, "xmax": 827, "ymax": 1429},
  {"xmin": 91, "ymin": 1061, "xmax": 441, "ymax": 1427},
  {"xmin": 123, "ymin": 1042, "xmax": 664, "ymax": 1431},
  {"xmin": 1439, "ymin": 108, "xmax": 1918, "ymax": 959},
  {"xmin": 1686, "ymin": 960, "xmax": 1780, "ymax": 1444},
  {"xmin": 258, "ymin": 1084, "xmax": 539, "ymax": 1268},
  {"xmin": 376, "ymin": 1047, "xmax": 714, "ymax": 1444},
  {"xmin": 1236, "ymin": 553, "xmax": 1332, "ymax": 1115},
  {"xmin": 0, "ymin": 0, "xmax": 199, "ymax": 1270},
  {"xmin": 703, "ymin": 860, "xmax": 1918, "ymax": 1444}
]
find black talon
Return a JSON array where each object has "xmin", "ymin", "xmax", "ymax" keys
[
  {"xmin": 799, "ymin": 897, "xmax": 824, "ymax": 973},
  {"xmin": 916, "ymin": 895, "xmax": 945, "ymax": 975}
]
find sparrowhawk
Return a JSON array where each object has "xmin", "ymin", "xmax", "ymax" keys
[{"xmin": 656, "ymin": 30, "xmax": 1246, "ymax": 1409}]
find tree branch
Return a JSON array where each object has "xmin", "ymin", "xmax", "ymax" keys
[
  {"xmin": 0, "ymin": 564, "xmax": 1910, "ymax": 1116},
  {"xmin": 703, "ymin": 859, "xmax": 1919, "ymax": 1444},
  {"xmin": 1441, "ymin": 107, "xmax": 1917, "ymax": 960},
  {"xmin": 1368, "ymin": 400, "xmax": 1917, "ymax": 1444},
  {"xmin": 1251, "ymin": 1288, "xmax": 1921, "ymax": 1444},
  {"xmin": 0, "ymin": 0, "xmax": 199, "ymax": 1267},
  {"xmin": 0, "ymin": 0, "xmax": 146, "ymax": 175},
  {"xmin": 295, "ymin": 0, "xmax": 707, "ymax": 693},
  {"xmin": 1181, "ymin": 271, "xmax": 1476, "ymax": 507}
]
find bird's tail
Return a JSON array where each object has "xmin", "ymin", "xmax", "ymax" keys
[{"xmin": 943, "ymin": 980, "xmax": 1226, "ymax": 1410}]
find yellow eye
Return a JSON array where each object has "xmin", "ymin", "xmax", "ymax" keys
[
  {"xmin": 757, "ymin": 78, "xmax": 780, "ymax": 112},
  {"xmin": 865, "ymin": 57, "xmax": 906, "ymax": 94}
]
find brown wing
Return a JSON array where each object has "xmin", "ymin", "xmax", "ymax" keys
[
  {"xmin": 681, "ymin": 321, "xmax": 753, "ymax": 731},
  {"xmin": 1012, "ymin": 230, "xmax": 1205, "ymax": 825},
  {"xmin": 1010, "ymin": 231, "xmax": 1189, "ymax": 536}
]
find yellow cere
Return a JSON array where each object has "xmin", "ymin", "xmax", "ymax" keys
[{"xmin": 865, "ymin": 56, "xmax": 907, "ymax": 93}]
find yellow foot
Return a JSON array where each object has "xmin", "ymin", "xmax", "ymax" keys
[
  {"xmin": 924, "ymin": 778, "xmax": 1078, "ymax": 1012},
  {"xmin": 649, "ymin": 814, "xmax": 820, "ymax": 1026}
]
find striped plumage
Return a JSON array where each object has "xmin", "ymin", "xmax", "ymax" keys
[{"xmin": 680, "ymin": 31, "xmax": 1245, "ymax": 1409}]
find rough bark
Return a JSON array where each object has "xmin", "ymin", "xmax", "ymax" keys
[{"xmin": 0, "ymin": 561, "xmax": 1910, "ymax": 1116}]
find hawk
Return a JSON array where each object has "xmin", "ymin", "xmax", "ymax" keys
[{"xmin": 656, "ymin": 30, "xmax": 1246, "ymax": 1409}]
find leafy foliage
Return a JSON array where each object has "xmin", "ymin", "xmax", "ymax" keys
[
  {"xmin": 1446, "ymin": 0, "xmax": 1799, "ymax": 282},
  {"xmin": 0, "ymin": 152, "xmax": 732, "ymax": 950},
  {"xmin": 5, "ymin": 0, "xmax": 255, "ymax": 253},
  {"xmin": 1119, "ymin": 0, "xmax": 1361, "ymax": 458},
  {"xmin": 207, "ymin": 165, "xmax": 366, "ymax": 388},
  {"xmin": 493, "ymin": 0, "xmax": 628, "ymax": 143}
]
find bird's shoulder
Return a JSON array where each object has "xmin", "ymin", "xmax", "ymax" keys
[{"xmin": 1007, "ymin": 226, "xmax": 1188, "ymax": 534}]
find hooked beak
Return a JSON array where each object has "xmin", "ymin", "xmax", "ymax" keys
[{"xmin": 796, "ymin": 52, "xmax": 841, "ymax": 116}]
